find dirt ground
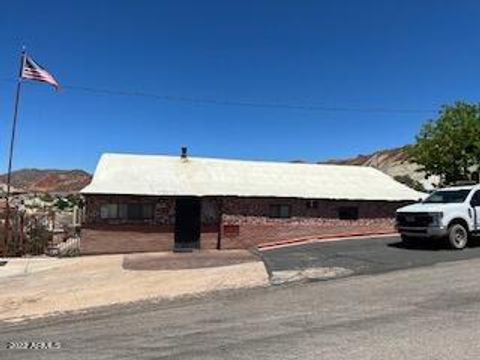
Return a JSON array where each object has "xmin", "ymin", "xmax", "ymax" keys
[{"xmin": 0, "ymin": 250, "xmax": 269, "ymax": 322}]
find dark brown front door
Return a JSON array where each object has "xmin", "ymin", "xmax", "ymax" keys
[{"xmin": 174, "ymin": 197, "xmax": 201, "ymax": 249}]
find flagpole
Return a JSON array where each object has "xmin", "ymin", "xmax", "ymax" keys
[{"xmin": 2, "ymin": 49, "xmax": 26, "ymax": 257}]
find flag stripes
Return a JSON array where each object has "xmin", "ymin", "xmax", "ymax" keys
[{"xmin": 21, "ymin": 56, "xmax": 59, "ymax": 89}]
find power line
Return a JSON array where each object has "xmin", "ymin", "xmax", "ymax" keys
[{"xmin": 0, "ymin": 77, "xmax": 438, "ymax": 114}]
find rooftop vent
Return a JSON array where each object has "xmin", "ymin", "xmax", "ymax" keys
[{"xmin": 181, "ymin": 146, "xmax": 188, "ymax": 159}]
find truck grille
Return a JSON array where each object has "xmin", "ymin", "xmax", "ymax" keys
[{"xmin": 396, "ymin": 212, "xmax": 433, "ymax": 227}]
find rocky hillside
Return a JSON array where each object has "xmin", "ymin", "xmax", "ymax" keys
[
  {"xmin": 0, "ymin": 169, "xmax": 92, "ymax": 193},
  {"xmin": 325, "ymin": 146, "xmax": 437, "ymax": 190}
]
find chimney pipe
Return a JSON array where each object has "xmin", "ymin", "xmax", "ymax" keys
[{"xmin": 181, "ymin": 146, "xmax": 187, "ymax": 159}]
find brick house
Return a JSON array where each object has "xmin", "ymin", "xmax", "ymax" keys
[{"xmin": 79, "ymin": 151, "xmax": 423, "ymax": 254}]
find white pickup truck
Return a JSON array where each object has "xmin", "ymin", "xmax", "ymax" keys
[{"xmin": 396, "ymin": 184, "xmax": 480, "ymax": 249}]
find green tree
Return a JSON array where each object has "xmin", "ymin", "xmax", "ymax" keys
[
  {"xmin": 54, "ymin": 197, "xmax": 70, "ymax": 210},
  {"xmin": 66, "ymin": 194, "xmax": 84, "ymax": 208},
  {"xmin": 408, "ymin": 102, "xmax": 480, "ymax": 185},
  {"xmin": 393, "ymin": 175, "xmax": 426, "ymax": 192}
]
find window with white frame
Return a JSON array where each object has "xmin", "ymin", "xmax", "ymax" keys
[
  {"xmin": 100, "ymin": 204, "xmax": 118, "ymax": 219},
  {"xmin": 100, "ymin": 203, "xmax": 153, "ymax": 220},
  {"xmin": 127, "ymin": 203, "xmax": 154, "ymax": 220},
  {"xmin": 269, "ymin": 204, "xmax": 292, "ymax": 219}
]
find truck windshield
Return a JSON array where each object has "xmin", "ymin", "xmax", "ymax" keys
[{"xmin": 423, "ymin": 189, "xmax": 471, "ymax": 204}]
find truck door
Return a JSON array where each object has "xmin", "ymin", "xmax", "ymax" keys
[{"xmin": 470, "ymin": 190, "xmax": 480, "ymax": 230}]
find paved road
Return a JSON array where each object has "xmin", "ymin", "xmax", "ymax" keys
[
  {"xmin": 2, "ymin": 238, "xmax": 480, "ymax": 359},
  {"xmin": 261, "ymin": 235, "xmax": 480, "ymax": 275}
]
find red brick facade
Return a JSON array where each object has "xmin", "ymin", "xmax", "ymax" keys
[{"xmin": 81, "ymin": 195, "xmax": 408, "ymax": 254}]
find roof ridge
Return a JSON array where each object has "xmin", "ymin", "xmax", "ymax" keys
[{"xmin": 100, "ymin": 152, "xmax": 380, "ymax": 170}]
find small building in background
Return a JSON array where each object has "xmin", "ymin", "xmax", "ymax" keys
[
  {"xmin": 0, "ymin": 183, "xmax": 26, "ymax": 198},
  {"xmin": 80, "ymin": 151, "xmax": 423, "ymax": 254}
]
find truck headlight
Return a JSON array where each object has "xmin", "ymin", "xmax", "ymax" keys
[{"xmin": 429, "ymin": 212, "xmax": 443, "ymax": 226}]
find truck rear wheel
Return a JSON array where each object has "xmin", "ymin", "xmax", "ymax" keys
[{"xmin": 447, "ymin": 223, "xmax": 468, "ymax": 250}]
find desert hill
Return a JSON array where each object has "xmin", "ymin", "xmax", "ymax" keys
[
  {"xmin": 0, "ymin": 169, "xmax": 92, "ymax": 193},
  {"xmin": 324, "ymin": 146, "xmax": 437, "ymax": 190}
]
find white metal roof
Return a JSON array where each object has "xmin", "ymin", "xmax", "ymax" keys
[{"xmin": 80, "ymin": 153, "xmax": 424, "ymax": 201}]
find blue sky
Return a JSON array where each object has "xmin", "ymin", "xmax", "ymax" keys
[{"xmin": 1, "ymin": 0, "xmax": 480, "ymax": 172}]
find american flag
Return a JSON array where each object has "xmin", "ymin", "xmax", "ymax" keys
[{"xmin": 21, "ymin": 55, "xmax": 59, "ymax": 89}]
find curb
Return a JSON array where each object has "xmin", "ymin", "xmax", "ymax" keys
[
  {"xmin": 269, "ymin": 267, "xmax": 355, "ymax": 285},
  {"xmin": 257, "ymin": 231, "xmax": 399, "ymax": 251}
]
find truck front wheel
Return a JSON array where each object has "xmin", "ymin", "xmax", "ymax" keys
[
  {"xmin": 447, "ymin": 223, "xmax": 469, "ymax": 250},
  {"xmin": 401, "ymin": 235, "xmax": 415, "ymax": 247}
]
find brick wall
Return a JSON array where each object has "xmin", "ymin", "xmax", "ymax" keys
[
  {"xmin": 82, "ymin": 195, "xmax": 409, "ymax": 253},
  {"xmin": 84, "ymin": 195, "xmax": 175, "ymax": 225},
  {"xmin": 82, "ymin": 195, "xmax": 219, "ymax": 254},
  {"xmin": 218, "ymin": 197, "xmax": 407, "ymax": 249},
  {"xmin": 81, "ymin": 224, "xmax": 174, "ymax": 254}
]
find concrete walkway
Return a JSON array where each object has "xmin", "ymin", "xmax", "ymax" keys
[{"xmin": 0, "ymin": 251, "xmax": 269, "ymax": 322}]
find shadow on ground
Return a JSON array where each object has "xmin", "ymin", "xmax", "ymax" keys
[
  {"xmin": 388, "ymin": 237, "xmax": 480, "ymax": 251},
  {"xmin": 122, "ymin": 250, "xmax": 259, "ymax": 271}
]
